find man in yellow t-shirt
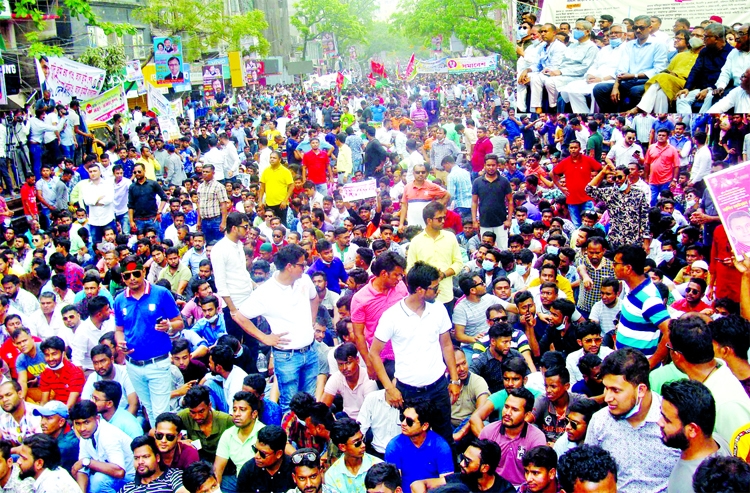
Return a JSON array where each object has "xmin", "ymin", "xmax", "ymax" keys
[
  {"xmin": 259, "ymin": 150, "xmax": 294, "ymax": 219},
  {"xmin": 262, "ymin": 121, "xmax": 282, "ymax": 150}
]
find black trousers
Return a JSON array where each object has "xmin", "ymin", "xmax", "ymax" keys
[{"xmin": 397, "ymin": 375, "xmax": 453, "ymax": 447}]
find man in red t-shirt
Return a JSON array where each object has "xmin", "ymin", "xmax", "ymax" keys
[
  {"xmin": 302, "ymin": 138, "xmax": 332, "ymax": 197},
  {"xmin": 471, "ymin": 127, "xmax": 494, "ymax": 174},
  {"xmin": 672, "ymin": 279, "xmax": 712, "ymax": 314},
  {"xmin": 20, "ymin": 174, "xmax": 38, "ymax": 221},
  {"xmin": 552, "ymin": 140, "xmax": 602, "ymax": 227},
  {"xmin": 38, "ymin": 336, "xmax": 85, "ymax": 408}
]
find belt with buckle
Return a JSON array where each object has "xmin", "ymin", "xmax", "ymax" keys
[
  {"xmin": 126, "ymin": 353, "xmax": 169, "ymax": 366},
  {"xmin": 274, "ymin": 342, "xmax": 314, "ymax": 354},
  {"xmin": 396, "ymin": 375, "xmax": 446, "ymax": 393}
]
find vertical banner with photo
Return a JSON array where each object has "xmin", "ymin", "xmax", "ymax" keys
[
  {"xmin": 321, "ymin": 33, "xmax": 338, "ymax": 57},
  {"xmin": 172, "ymin": 64, "xmax": 192, "ymax": 92},
  {"xmin": 125, "ymin": 60, "xmax": 146, "ymax": 94},
  {"xmin": 704, "ymin": 160, "xmax": 750, "ymax": 261},
  {"xmin": 0, "ymin": 72, "xmax": 6, "ymax": 106},
  {"xmin": 243, "ymin": 57, "xmax": 265, "ymax": 86},
  {"xmin": 202, "ymin": 64, "xmax": 224, "ymax": 100},
  {"xmin": 154, "ymin": 36, "xmax": 184, "ymax": 84}
]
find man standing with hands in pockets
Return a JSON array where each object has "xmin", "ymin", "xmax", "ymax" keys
[
  {"xmin": 114, "ymin": 255, "xmax": 184, "ymax": 426},
  {"xmin": 369, "ymin": 261, "xmax": 461, "ymax": 446}
]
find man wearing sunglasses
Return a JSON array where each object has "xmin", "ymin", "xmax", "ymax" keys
[
  {"xmin": 114, "ymin": 255, "xmax": 183, "ymax": 427},
  {"xmin": 154, "ymin": 412, "xmax": 199, "ymax": 472},
  {"xmin": 325, "ymin": 418, "xmax": 381, "ymax": 492},
  {"xmin": 237, "ymin": 425, "xmax": 294, "ymax": 493}
]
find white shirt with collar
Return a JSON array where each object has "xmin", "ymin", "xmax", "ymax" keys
[
  {"xmin": 223, "ymin": 365, "xmax": 248, "ymax": 408},
  {"xmin": 211, "ymin": 236, "xmax": 254, "ymax": 307},
  {"xmin": 33, "ymin": 466, "xmax": 81, "ymax": 493},
  {"xmin": 26, "ymin": 307, "xmax": 73, "ymax": 346},
  {"xmin": 202, "ymin": 147, "xmax": 227, "ymax": 180},
  {"xmin": 77, "ymin": 418, "xmax": 135, "ymax": 480}
]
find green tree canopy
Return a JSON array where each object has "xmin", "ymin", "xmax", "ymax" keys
[
  {"xmin": 391, "ymin": 0, "xmax": 515, "ymax": 62},
  {"xmin": 135, "ymin": 0, "xmax": 270, "ymax": 62},
  {"xmin": 291, "ymin": 0, "xmax": 367, "ymax": 60}
]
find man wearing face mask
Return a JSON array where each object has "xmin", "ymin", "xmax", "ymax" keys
[
  {"xmin": 559, "ymin": 24, "xmax": 628, "ymax": 112},
  {"xmin": 530, "ymin": 20, "xmax": 598, "ymax": 113},
  {"xmin": 675, "ymin": 23, "xmax": 732, "ymax": 113},
  {"xmin": 518, "ymin": 24, "xmax": 566, "ymax": 113},
  {"xmin": 584, "ymin": 349, "xmax": 680, "ymax": 493}
]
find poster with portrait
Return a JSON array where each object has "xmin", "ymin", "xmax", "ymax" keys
[
  {"xmin": 243, "ymin": 57, "xmax": 265, "ymax": 86},
  {"xmin": 35, "ymin": 56, "xmax": 105, "ymax": 106},
  {"xmin": 321, "ymin": 32, "xmax": 338, "ymax": 57},
  {"xmin": 704, "ymin": 160, "xmax": 750, "ymax": 260},
  {"xmin": 203, "ymin": 64, "xmax": 224, "ymax": 100},
  {"xmin": 154, "ymin": 36, "xmax": 184, "ymax": 84},
  {"xmin": 125, "ymin": 60, "xmax": 146, "ymax": 94}
]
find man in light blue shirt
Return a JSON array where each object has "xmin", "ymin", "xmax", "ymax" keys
[
  {"xmin": 519, "ymin": 24, "xmax": 567, "ymax": 113},
  {"xmin": 593, "ymin": 15, "xmax": 668, "ymax": 112}
]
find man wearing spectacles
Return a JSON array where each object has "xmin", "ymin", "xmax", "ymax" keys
[
  {"xmin": 398, "ymin": 163, "xmax": 450, "ymax": 232},
  {"xmin": 114, "ymin": 255, "xmax": 184, "ymax": 427},
  {"xmin": 671, "ymin": 279, "xmax": 712, "ymax": 314},
  {"xmin": 593, "ymin": 15, "xmax": 668, "ymax": 112},
  {"xmin": 675, "ymin": 23, "xmax": 734, "ymax": 112},
  {"xmin": 288, "ymin": 448, "xmax": 328, "ymax": 493},
  {"xmin": 237, "ymin": 425, "xmax": 294, "ymax": 493},
  {"xmin": 153, "ymin": 412, "xmax": 199, "ymax": 472}
]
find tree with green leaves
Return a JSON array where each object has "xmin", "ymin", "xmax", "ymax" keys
[
  {"xmin": 134, "ymin": 0, "xmax": 270, "ymax": 62},
  {"xmin": 13, "ymin": 0, "xmax": 136, "ymax": 57},
  {"xmin": 291, "ymin": 0, "xmax": 367, "ymax": 60},
  {"xmin": 391, "ymin": 0, "xmax": 515, "ymax": 62},
  {"xmin": 78, "ymin": 45, "xmax": 128, "ymax": 91}
]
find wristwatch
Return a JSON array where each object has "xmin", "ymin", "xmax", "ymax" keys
[
  {"xmin": 82, "ymin": 458, "xmax": 91, "ymax": 468},
  {"xmin": 450, "ymin": 379, "xmax": 461, "ymax": 386}
]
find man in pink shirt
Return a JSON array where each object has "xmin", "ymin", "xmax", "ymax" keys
[
  {"xmin": 471, "ymin": 127, "xmax": 494, "ymax": 176},
  {"xmin": 351, "ymin": 251, "xmax": 408, "ymax": 380},
  {"xmin": 644, "ymin": 128, "xmax": 681, "ymax": 206}
]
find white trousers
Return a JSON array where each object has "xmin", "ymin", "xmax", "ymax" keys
[
  {"xmin": 637, "ymin": 84, "xmax": 670, "ymax": 113},
  {"xmin": 675, "ymin": 89, "xmax": 714, "ymax": 113},
  {"xmin": 559, "ymin": 79, "xmax": 597, "ymax": 113}
]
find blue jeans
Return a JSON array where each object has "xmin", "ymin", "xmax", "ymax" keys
[
  {"xmin": 134, "ymin": 218, "xmax": 162, "ymax": 239},
  {"xmin": 87, "ymin": 471, "xmax": 131, "ymax": 493},
  {"xmin": 202, "ymin": 216, "xmax": 222, "ymax": 244},
  {"xmin": 455, "ymin": 207, "xmax": 472, "ymax": 218},
  {"xmin": 568, "ymin": 201, "xmax": 593, "ymax": 228},
  {"xmin": 116, "ymin": 213, "xmax": 129, "ymax": 235},
  {"xmin": 650, "ymin": 182, "xmax": 672, "ymax": 206},
  {"xmin": 221, "ymin": 473, "xmax": 238, "ymax": 493},
  {"xmin": 29, "ymin": 142, "xmax": 43, "ymax": 179},
  {"xmin": 314, "ymin": 183, "xmax": 328, "ymax": 196},
  {"xmin": 61, "ymin": 144, "xmax": 75, "ymax": 161},
  {"xmin": 126, "ymin": 356, "xmax": 172, "ymax": 427},
  {"xmin": 273, "ymin": 345, "xmax": 318, "ymax": 415}
]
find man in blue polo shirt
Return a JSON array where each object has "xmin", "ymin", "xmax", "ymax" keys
[{"xmin": 114, "ymin": 255, "xmax": 183, "ymax": 427}]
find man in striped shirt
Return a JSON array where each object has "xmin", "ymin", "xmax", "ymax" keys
[{"xmin": 612, "ymin": 245, "xmax": 671, "ymax": 369}]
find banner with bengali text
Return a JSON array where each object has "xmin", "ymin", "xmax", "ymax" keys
[
  {"xmin": 82, "ymin": 85, "xmax": 127, "ymax": 123},
  {"xmin": 340, "ymin": 179, "xmax": 377, "ymax": 201},
  {"xmin": 36, "ymin": 56, "xmax": 105, "ymax": 106}
]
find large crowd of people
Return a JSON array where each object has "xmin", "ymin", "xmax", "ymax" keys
[
  {"xmin": 515, "ymin": 11, "xmax": 750, "ymax": 113},
  {"xmin": 0, "ymin": 70, "xmax": 746, "ymax": 493}
]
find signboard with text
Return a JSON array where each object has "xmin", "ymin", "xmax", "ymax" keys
[
  {"xmin": 340, "ymin": 179, "xmax": 377, "ymax": 201},
  {"xmin": 704, "ymin": 160, "xmax": 750, "ymax": 261}
]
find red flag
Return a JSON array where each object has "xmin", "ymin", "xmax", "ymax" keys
[
  {"xmin": 367, "ymin": 72, "xmax": 377, "ymax": 86},
  {"xmin": 370, "ymin": 60, "xmax": 388, "ymax": 79},
  {"xmin": 336, "ymin": 72, "xmax": 344, "ymax": 91}
]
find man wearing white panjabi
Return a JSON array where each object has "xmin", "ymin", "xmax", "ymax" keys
[
  {"xmin": 516, "ymin": 28, "xmax": 542, "ymax": 113},
  {"xmin": 559, "ymin": 25, "xmax": 626, "ymax": 113},
  {"xmin": 520, "ymin": 24, "xmax": 567, "ymax": 113},
  {"xmin": 528, "ymin": 20, "xmax": 598, "ymax": 113}
]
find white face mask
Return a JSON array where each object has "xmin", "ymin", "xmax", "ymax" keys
[
  {"xmin": 206, "ymin": 314, "xmax": 219, "ymax": 324},
  {"xmin": 622, "ymin": 385, "xmax": 644, "ymax": 419}
]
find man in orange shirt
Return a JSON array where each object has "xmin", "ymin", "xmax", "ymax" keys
[{"xmin": 644, "ymin": 128, "xmax": 681, "ymax": 206}]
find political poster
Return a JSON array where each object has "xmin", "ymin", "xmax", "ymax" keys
[
  {"xmin": 172, "ymin": 63, "xmax": 192, "ymax": 92},
  {"xmin": 147, "ymin": 83, "xmax": 172, "ymax": 117},
  {"xmin": 243, "ymin": 57, "xmax": 265, "ymax": 86},
  {"xmin": 202, "ymin": 64, "xmax": 224, "ymax": 100},
  {"xmin": 154, "ymin": 36, "xmax": 184, "ymax": 84},
  {"xmin": 340, "ymin": 179, "xmax": 378, "ymax": 201},
  {"xmin": 416, "ymin": 57, "xmax": 449, "ymax": 74},
  {"xmin": 206, "ymin": 56, "xmax": 231, "ymax": 80},
  {"xmin": 82, "ymin": 85, "xmax": 127, "ymax": 123},
  {"xmin": 704, "ymin": 160, "xmax": 750, "ymax": 261},
  {"xmin": 445, "ymin": 55, "xmax": 497, "ymax": 73},
  {"xmin": 35, "ymin": 56, "xmax": 105, "ymax": 106},
  {"xmin": 321, "ymin": 33, "xmax": 338, "ymax": 57},
  {"xmin": 125, "ymin": 60, "xmax": 146, "ymax": 95},
  {"xmin": 540, "ymin": 0, "xmax": 750, "ymax": 32}
]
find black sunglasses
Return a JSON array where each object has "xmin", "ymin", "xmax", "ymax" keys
[
  {"xmin": 122, "ymin": 270, "xmax": 143, "ymax": 281},
  {"xmin": 400, "ymin": 413, "xmax": 417, "ymax": 427},
  {"xmin": 252, "ymin": 445, "xmax": 271, "ymax": 459},
  {"xmin": 291, "ymin": 451, "xmax": 318, "ymax": 464},
  {"xmin": 490, "ymin": 316, "xmax": 508, "ymax": 323},
  {"xmin": 568, "ymin": 419, "xmax": 580, "ymax": 431},
  {"xmin": 155, "ymin": 432, "xmax": 176, "ymax": 441}
]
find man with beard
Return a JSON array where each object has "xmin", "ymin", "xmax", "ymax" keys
[
  {"xmin": 214, "ymin": 392, "xmax": 265, "ymax": 493},
  {"xmin": 370, "ymin": 261, "xmax": 460, "ymax": 446},
  {"xmin": 320, "ymin": 342, "xmax": 377, "ymax": 421},
  {"xmin": 566, "ymin": 321, "xmax": 614, "ymax": 385},
  {"xmin": 287, "ymin": 448, "xmax": 328, "ymax": 493},
  {"xmin": 584, "ymin": 349, "xmax": 680, "ymax": 493},
  {"xmin": 658, "ymin": 379, "xmax": 730, "ymax": 493},
  {"xmin": 236, "ymin": 425, "xmax": 295, "ymax": 493},
  {"xmin": 471, "ymin": 322, "xmax": 524, "ymax": 395},
  {"xmin": 17, "ymin": 434, "xmax": 80, "ymax": 493},
  {"xmin": 91, "ymin": 380, "xmax": 143, "ymax": 440},
  {"xmin": 81, "ymin": 344, "xmax": 139, "ymax": 415},
  {"xmin": 177, "ymin": 385, "xmax": 233, "ymax": 463},
  {"xmin": 0, "ymin": 438, "xmax": 34, "ymax": 491},
  {"xmin": 71, "ymin": 296, "xmax": 114, "ymax": 374},
  {"xmin": 153, "ymin": 413, "xmax": 200, "ymax": 472},
  {"xmin": 34, "ymin": 401, "xmax": 79, "ymax": 474},
  {"xmin": 478, "ymin": 388, "xmax": 546, "ymax": 488},
  {"xmin": 69, "ymin": 400, "xmax": 135, "ymax": 493},
  {"xmin": 412, "ymin": 439, "xmax": 515, "ymax": 492},
  {"xmin": 38, "ymin": 336, "xmax": 84, "ymax": 409},
  {"xmin": 182, "ymin": 232, "xmax": 208, "ymax": 277},
  {"xmin": 121, "ymin": 435, "xmax": 186, "ymax": 493},
  {"xmin": 170, "ymin": 338, "xmax": 208, "ymax": 396},
  {"xmin": 181, "ymin": 278, "xmax": 224, "ymax": 327}
]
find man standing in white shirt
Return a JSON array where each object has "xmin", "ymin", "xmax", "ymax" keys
[
  {"xmin": 201, "ymin": 138, "xmax": 227, "ymax": 182},
  {"xmin": 81, "ymin": 162, "xmax": 115, "ymax": 247},
  {"xmin": 689, "ymin": 131, "xmax": 712, "ymax": 193},
  {"xmin": 112, "ymin": 165, "xmax": 131, "ymax": 237},
  {"xmin": 236, "ymin": 244, "xmax": 321, "ymax": 415},
  {"xmin": 220, "ymin": 133, "xmax": 240, "ymax": 179}
]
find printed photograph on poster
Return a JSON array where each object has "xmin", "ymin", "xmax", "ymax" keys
[
  {"xmin": 321, "ymin": 33, "xmax": 338, "ymax": 57},
  {"xmin": 35, "ymin": 56, "xmax": 105, "ymax": 106},
  {"xmin": 243, "ymin": 57, "xmax": 265, "ymax": 86},
  {"xmin": 125, "ymin": 60, "xmax": 146, "ymax": 94},
  {"xmin": 704, "ymin": 160, "xmax": 750, "ymax": 260},
  {"xmin": 202, "ymin": 64, "xmax": 224, "ymax": 100},
  {"xmin": 154, "ymin": 36, "xmax": 184, "ymax": 84}
]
